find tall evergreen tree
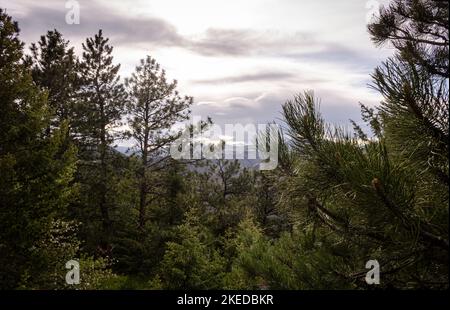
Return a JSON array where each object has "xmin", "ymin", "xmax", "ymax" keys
[
  {"xmin": 76, "ymin": 30, "xmax": 127, "ymax": 245},
  {"xmin": 159, "ymin": 208, "xmax": 226, "ymax": 289},
  {"xmin": 126, "ymin": 56, "xmax": 192, "ymax": 230},
  {"xmin": 267, "ymin": 0, "xmax": 449, "ymax": 288},
  {"xmin": 28, "ymin": 29, "xmax": 80, "ymax": 134},
  {"xmin": 0, "ymin": 10, "xmax": 78, "ymax": 288}
]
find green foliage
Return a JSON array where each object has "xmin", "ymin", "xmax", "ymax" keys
[
  {"xmin": 368, "ymin": 0, "xmax": 448, "ymax": 78},
  {"xmin": 28, "ymin": 29, "xmax": 80, "ymax": 132},
  {"xmin": 0, "ymin": 10, "xmax": 78, "ymax": 289},
  {"xmin": 270, "ymin": 0, "xmax": 449, "ymax": 288},
  {"xmin": 16, "ymin": 220, "xmax": 117, "ymax": 290},
  {"xmin": 277, "ymin": 88, "xmax": 448, "ymax": 288},
  {"xmin": 111, "ymin": 161, "xmax": 189, "ymax": 276},
  {"xmin": 125, "ymin": 55, "xmax": 192, "ymax": 231},
  {"xmin": 159, "ymin": 210, "xmax": 226, "ymax": 289},
  {"xmin": 73, "ymin": 29, "xmax": 128, "ymax": 249},
  {"xmin": 223, "ymin": 217, "xmax": 351, "ymax": 289}
]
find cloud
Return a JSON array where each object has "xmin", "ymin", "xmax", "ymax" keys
[
  {"xmin": 182, "ymin": 29, "xmax": 312, "ymax": 57},
  {"xmin": 193, "ymin": 71, "xmax": 297, "ymax": 85},
  {"xmin": 185, "ymin": 28, "xmax": 321, "ymax": 58},
  {"xmin": 10, "ymin": 0, "xmax": 377, "ymax": 70},
  {"xmin": 183, "ymin": 28, "xmax": 381, "ymax": 73},
  {"xmin": 4, "ymin": 0, "xmax": 385, "ymax": 133},
  {"xmin": 192, "ymin": 92, "xmax": 286, "ymax": 126},
  {"xmin": 191, "ymin": 90, "xmax": 369, "ymax": 131},
  {"xmin": 11, "ymin": 0, "xmax": 185, "ymax": 47},
  {"xmin": 187, "ymin": 29, "xmax": 259, "ymax": 56},
  {"xmin": 196, "ymin": 101, "xmax": 216, "ymax": 106},
  {"xmin": 283, "ymin": 43, "xmax": 380, "ymax": 70}
]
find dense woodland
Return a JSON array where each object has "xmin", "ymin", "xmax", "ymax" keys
[{"xmin": 0, "ymin": 0, "xmax": 448, "ymax": 289}]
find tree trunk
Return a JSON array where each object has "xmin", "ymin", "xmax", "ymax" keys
[
  {"xmin": 138, "ymin": 132, "xmax": 149, "ymax": 231},
  {"xmin": 99, "ymin": 104, "xmax": 111, "ymax": 236}
]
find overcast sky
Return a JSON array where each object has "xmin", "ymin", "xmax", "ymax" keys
[{"xmin": 2, "ymin": 0, "xmax": 393, "ymax": 141}]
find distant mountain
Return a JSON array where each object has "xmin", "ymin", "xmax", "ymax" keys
[{"xmin": 115, "ymin": 146, "xmax": 131, "ymax": 155}]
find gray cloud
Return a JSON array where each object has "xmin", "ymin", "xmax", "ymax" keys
[
  {"xmin": 192, "ymin": 90, "xmax": 366, "ymax": 131},
  {"xmin": 183, "ymin": 27, "xmax": 382, "ymax": 73},
  {"xmin": 15, "ymin": 3, "xmax": 310, "ymax": 57},
  {"xmin": 187, "ymin": 29, "xmax": 259, "ymax": 56},
  {"xmin": 3, "ymin": 0, "xmax": 381, "ymax": 132},
  {"xmin": 192, "ymin": 71, "xmax": 298, "ymax": 85},
  {"xmin": 9, "ymin": 0, "xmax": 377, "ymax": 71},
  {"xmin": 284, "ymin": 43, "xmax": 380, "ymax": 70},
  {"xmin": 12, "ymin": 1, "xmax": 185, "ymax": 47},
  {"xmin": 192, "ymin": 93, "xmax": 284, "ymax": 126},
  {"xmin": 186, "ymin": 28, "xmax": 319, "ymax": 58}
]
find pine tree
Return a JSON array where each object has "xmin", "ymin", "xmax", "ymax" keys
[
  {"xmin": 369, "ymin": 0, "xmax": 449, "ymax": 186},
  {"xmin": 193, "ymin": 159, "xmax": 256, "ymax": 235},
  {"xmin": 368, "ymin": 0, "xmax": 448, "ymax": 78},
  {"xmin": 112, "ymin": 161, "xmax": 189, "ymax": 276},
  {"xmin": 159, "ymin": 208, "xmax": 226, "ymax": 289},
  {"xmin": 0, "ymin": 10, "xmax": 78, "ymax": 288},
  {"xmin": 76, "ymin": 30, "xmax": 127, "ymax": 245},
  {"xmin": 126, "ymin": 55, "xmax": 192, "ymax": 230},
  {"xmin": 28, "ymin": 29, "xmax": 80, "ymax": 134},
  {"xmin": 273, "ymin": 0, "xmax": 448, "ymax": 288}
]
